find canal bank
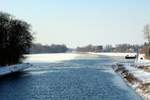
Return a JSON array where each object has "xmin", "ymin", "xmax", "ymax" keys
[
  {"xmin": 113, "ymin": 63, "xmax": 150, "ymax": 100},
  {"xmin": 0, "ymin": 63, "xmax": 32, "ymax": 76}
]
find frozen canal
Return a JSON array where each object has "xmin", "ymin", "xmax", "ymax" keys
[{"xmin": 0, "ymin": 53, "xmax": 142, "ymax": 100}]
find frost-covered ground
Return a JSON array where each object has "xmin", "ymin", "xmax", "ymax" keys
[
  {"xmin": 90, "ymin": 52, "xmax": 136, "ymax": 57},
  {"xmin": 0, "ymin": 63, "xmax": 31, "ymax": 76},
  {"xmin": 124, "ymin": 64, "xmax": 150, "ymax": 84},
  {"xmin": 24, "ymin": 53, "xmax": 80, "ymax": 63},
  {"xmin": 24, "ymin": 53, "xmax": 103, "ymax": 63}
]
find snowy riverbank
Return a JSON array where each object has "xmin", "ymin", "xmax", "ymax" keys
[
  {"xmin": 90, "ymin": 52, "xmax": 137, "ymax": 57},
  {"xmin": 24, "ymin": 53, "xmax": 80, "ymax": 63},
  {"xmin": 113, "ymin": 63, "xmax": 150, "ymax": 100},
  {"xmin": 0, "ymin": 63, "xmax": 32, "ymax": 76}
]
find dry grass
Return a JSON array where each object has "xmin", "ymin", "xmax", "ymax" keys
[
  {"xmin": 143, "ymin": 67, "xmax": 150, "ymax": 72},
  {"xmin": 114, "ymin": 64, "xmax": 138, "ymax": 84},
  {"xmin": 138, "ymin": 83, "xmax": 150, "ymax": 93},
  {"xmin": 145, "ymin": 56, "xmax": 150, "ymax": 60},
  {"xmin": 124, "ymin": 73, "xmax": 138, "ymax": 84}
]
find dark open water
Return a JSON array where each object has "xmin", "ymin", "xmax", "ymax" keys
[{"xmin": 0, "ymin": 54, "xmax": 142, "ymax": 100}]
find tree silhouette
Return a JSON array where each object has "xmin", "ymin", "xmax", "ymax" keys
[
  {"xmin": 0, "ymin": 12, "xmax": 33, "ymax": 66},
  {"xmin": 144, "ymin": 24, "xmax": 150, "ymax": 43},
  {"xmin": 144, "ymin": 24, "xmax": 150, "ymax": 58}
]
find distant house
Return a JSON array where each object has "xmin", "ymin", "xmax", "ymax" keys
[{"xmin": 95, "ymin": 45, "xmax": 103, "ymax": 52}]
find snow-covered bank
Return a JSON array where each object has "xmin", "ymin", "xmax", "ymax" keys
[
  {"xmin": 90, "ymin": 52, "xmax": 136, "ymax": 57},
  {"xmin": 0, "ymin": 63, "xmax": 32, "ymax": 76},
  {"xmin": 113, "ymin": 64, "xmax": 150, "ymax": 100},
  {"xmin": 24, "ymin": 53, "xmax": 80, "ymax": 63}
]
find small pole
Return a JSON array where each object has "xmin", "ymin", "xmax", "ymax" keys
[{"xmin": 134, "ymin": 48, "xmax": 139, "ymax": 67}]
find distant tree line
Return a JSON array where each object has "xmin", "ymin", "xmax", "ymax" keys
[
  {"xmin": 76, "ymin": 45, "xmax": 103, "ymax": 52},
  {"xmin": 0, "ymin": 12, "xmax": 33, "ymax": 66},
  {"xmin": 104, "ymin": 44, "xmax": 143, "ymax": 53},
  {"xmin": 76, "ymin": 44, "xmax": 143, "ymax": 53},
  {"xmin": 143, "ymin": 24, "xmax": 150, "ymax": 58},
  {"xmin": 30, "ymin": 44, "xmax": 68, "ymax": 53}
]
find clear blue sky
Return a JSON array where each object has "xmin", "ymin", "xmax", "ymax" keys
[{"xmin": 1, "ymin": 0, "xmax": 150, "ymax": 47}]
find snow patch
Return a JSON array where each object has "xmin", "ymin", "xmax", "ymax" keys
[
  {"xmin": 0, "ymin": 63, "xmax": 31, "ymax": 76},
  {"xmin": 90, "ymin": 52, "xmax": 136, "ymax": 57},
  {"xmin": 24, "ymin": 53, "xmax": 80, "ymax": 63}
]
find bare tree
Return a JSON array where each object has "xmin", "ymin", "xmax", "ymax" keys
[
  {"xmin": 144, "ymin": 24, "xmax": 150, "ymax": 43},
  {"xmin": 143, "ymin": 24, "xmax": 150, "ymax": 58}
]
